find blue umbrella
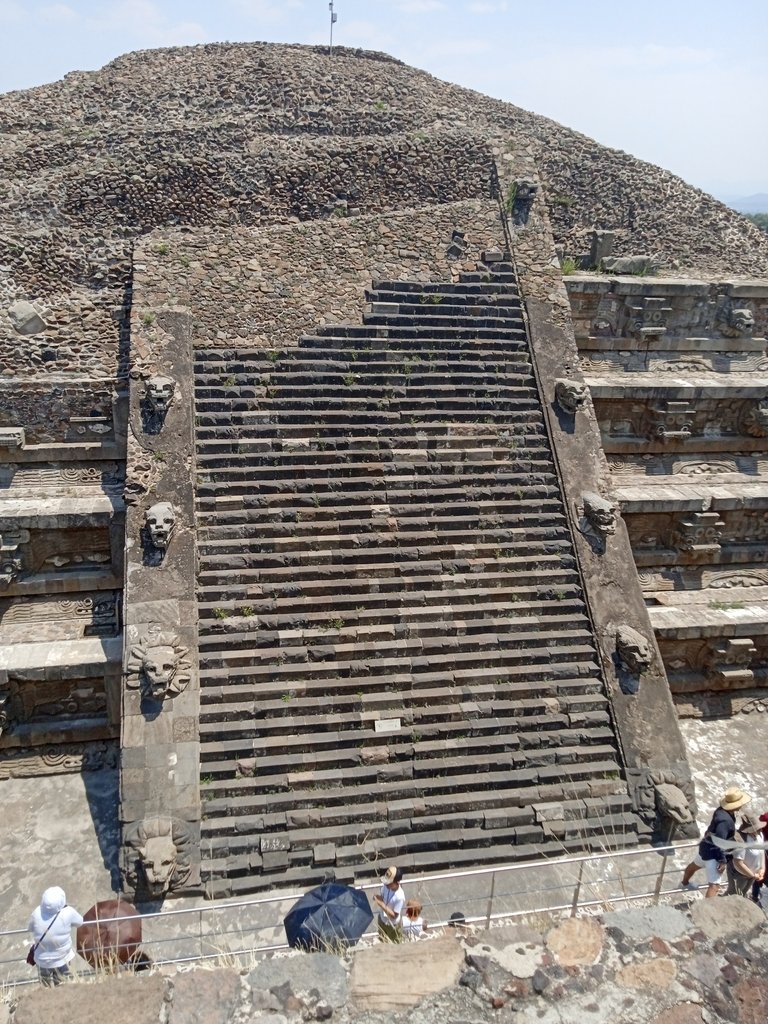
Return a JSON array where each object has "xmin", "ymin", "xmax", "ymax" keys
[{"xmin": 284, "ymin": 883, "xmax": 374, "ymax": 950}]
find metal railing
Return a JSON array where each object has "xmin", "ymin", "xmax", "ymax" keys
[{"xmin": 0, "ymin": 838, "xmax": 703, "ymax": 987}]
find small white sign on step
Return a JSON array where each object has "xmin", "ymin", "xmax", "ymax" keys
[{"xmin": 374, "ymin": 717, "xmax": 402, "ymax": 734}]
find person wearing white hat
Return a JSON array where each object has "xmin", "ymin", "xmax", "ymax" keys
[
  {"xmin": 681, "ymin": 786, "xmax": 751, "ymax": 898},
  {"xmin": 727, "ymin": 812, "xmax": 766, "ymax": 898},
  {"xmin": 372, "ymin": 865, "xmax": 405, "ymax": 942},
  {"xmin": 27, "ymin": 887, "xmax": 83, "ymax": 985}
]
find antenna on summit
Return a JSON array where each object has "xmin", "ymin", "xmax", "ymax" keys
[{"xmin": 329, "ymin": 1, "xmax": 338, "ymax": 58}]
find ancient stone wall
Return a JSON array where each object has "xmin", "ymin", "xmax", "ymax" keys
[
  {"xmin": 134, "ymin": 199, "xmax": 503, "ymax": 348},
  {"xmin": 565, "ymin": 273, "xmax": 768, "ymax": 718},
  {"xmin": 492, "ymin": 144, "xmax": 696, "ymax": 823}
]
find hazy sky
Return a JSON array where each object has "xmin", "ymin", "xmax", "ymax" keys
[{"xmin": 0, "ymin": 0, "xmax": 765, "ymax": 198}]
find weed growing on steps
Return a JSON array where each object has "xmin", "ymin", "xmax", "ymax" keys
[{"xmin": 560, "ymin": 257, "xmax": 579, "ymax": 275}]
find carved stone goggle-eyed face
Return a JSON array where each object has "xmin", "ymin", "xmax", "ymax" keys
[
  {"xmin": 144, "ymin": 502, "xmax": 176, "ymax": 549},
  {"xmin": 142, "ymin": 645, "xmax": 178, "ymax": 697},
  {"xmin": 0, "ymin": 558, "xmax": 21, "ymax": 589},
  {"xmin": 145, "ymin": 376, "xmax": 176, "ymax": 413}
]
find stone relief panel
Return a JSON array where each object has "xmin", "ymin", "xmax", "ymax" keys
[
  {"xmin": 125, "ymin": 624, "xmax": 192, "ymax": 702},
  {"xmin": 0, "ymin": 427, "xmax": 25, "ymax": 450},
  {"xmin": 596, "ymin": 398, "xmax": 768, "ymax": 446},
  {"xmin": 629, "ymin": 767, "xmax": 699, "ymax": 842},
  {"xmin": 0, "ymin": 592, "xmax": 120, "ymax": 642},
  {"xmin": 614, "ymin": 624, "xmax": 653, "ymax": 680},
  {"xmin": 0, "ymin": 529, "xmax": 29, "ymax": 591},
  {"xmin": 0, "ymin": 527, "xmax": 114, "ymax": 590},
  {"xmin": 0, "ymin": 383, "xmax": 119, "ymax": 447},
  {"xmin": 741, "ymin": 399, "xmax": 768, "ymax": 438},
  {"xmin": 0, "ymin": 463, "xmax": 125, "ymax": 494},
  {"xmin": 554, "ymin": 378, "xmax": 588, "ymax": 416},
  {"xmin": 122, "ymin": 816, "xmax": 194, "ymax": 897},
  {"xmin": 672, "ymin": 512, "xmax": 725, "ymax": 555},
  {"xmin": 628, "ymin": 297, "xmax": 672, "ymax": 339},
  {"xmin": 0, "ymin": 740, "xmax": 118, "ymax": 779},
  {"xmin": 606, "ymin": 454, "xmax": 768, "ymax": 479},
  {"xmin": 143, "ymin": 501, "xmax": 176, "ymax": 557},
  {"xmin": 716, "ymin": 301, "xmax": 755, "ymax": 338},
  {"xmin": 0, "ymin": 675, "xmax": 109, "ymax": 739},
  {"xmin": 141, "ymin": 375, "xmax": 176, "ymax": 434},
  {"xmin": 577, "ymin": 492, "xmax": 619, "ymax": 553},
  {"xmin": 660, "ymin": 635, "xmax": 768, "ymax": 693}
]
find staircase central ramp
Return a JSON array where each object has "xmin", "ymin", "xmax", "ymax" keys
[{"xmin": 193, "ymin": 253, "xmax": 635, "ymax": 897}]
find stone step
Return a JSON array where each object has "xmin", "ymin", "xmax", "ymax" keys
[
  {"xmin": 201, "ymin": 663, "xmax": 610, "ymax": 704},
  {"xmin": 199, "ymin": 730, "xmax": 617, "ymax": 781},
  {"xmin": 196, "ymin": 552, "xmax": 577, "ymax": 592},
  {"xmin": 201, "ymin": 765, "xmax": 624, "ymax": 840},
  {"xmin": 196, "ymin": 567, "xmax": 578, "ymax": 607},
  {"xmin": 195, "ymin": 494, "xmax": 562, "ymax": 526},
  {"xmin": 361, "ymin": 312, "xmax": 525, "ymax": 330},
  {"xmin": 197, "ymin": 610, "xmax": 589, "ymax": 654},
  {"xmin": 195, "ymin": 431, "xmax": 548, "ymax": 456},
  {"xmin": 369, "ymin": 279, "xmax": 519, "ymax": 296},
  {"xmin": 365, "ymin": 294, "xmax": 522, "ymax": 314},
  {"xmin": 195, "ymin": 456, "xmax": 557, "ymax": 483},
  {"xmin": 199, "ymin": 686, "xmax": 609, "ymax": 724},
  {"xmin": 197, "ymin": 584, "xmax": 581, "ymax": 623},
  {"xmin": 197, "ymin": 522, "xmax": 570, "ymax": 557},
  {"xmin": 198, "ymin": 649, "xmax": 601, "ymax": 691},
  {"xmin": 195, "ymin": 447, "xmax": 551, "ymax": 472},
  {"xmin": 197, "ymin": 504, "xmax": 564, "ymax": 537},
  {"xmin": 197, "ymin": 565, "xmax": 577, "ymax": 604},
  {"xmin": 306, "ymin": 324, "xmax": 529, "ymax": 341},
  {"xmin": 197, "ymin": 525, "xmax": 571, "ymax": 555},
  {"xmin": 199, "ymin": 658, "xmax": 600, "ymax": 704},
  {"xmin": 198, "ymin": 625, "xmax": 595, "ymax": 671}
]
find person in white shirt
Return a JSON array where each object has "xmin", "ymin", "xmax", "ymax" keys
[
  {"xmin": 402, "ymin": 898, "xmax": 427, "ymax": 940},
  {"xmin": 27, "ymin": 886, "xmax": 84, "ymax": 985},
  {"xmin": 727, "ymin": 813, "xmax": 766, "ymax": 897},
  {"xmin": 372, "ymin": 865, "xmax": 405, "ymax": 942}
]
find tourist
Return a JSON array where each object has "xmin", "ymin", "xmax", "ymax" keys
[
  {"xmin": 402, "ymin": 898, "xmax": 427, "ymax": 940},
  {"xmin": 681, "ymin": 786, "xmax": 751, "ymax": 898},
  {"xmin": 752, "ymin": 812, "xmax": 768, "ymax": 904},
  {"xmin": 27, "ymin": 886, "xmax": 83, "ymax": 985},
  {"xmin": 727, "ymin": 812, "xmax": 765, "ymax": 897},
  {"xmin": 372, "ymin": 865, "xmax": 405, "ymax": 942}
]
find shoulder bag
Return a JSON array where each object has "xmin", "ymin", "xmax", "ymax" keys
[{"xmin": 26, "ymin": 909, "xmax": 62, "ymax": 967}]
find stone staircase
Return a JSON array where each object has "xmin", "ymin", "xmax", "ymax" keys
[
  {"xmin": 568, "ymin": 275, "xmax": 768, "ymax": 717},
  {"xmin": 193, "ymin": 254, "xmax": 638, "ymax": 897}
]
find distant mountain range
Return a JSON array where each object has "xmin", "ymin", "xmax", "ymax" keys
[{"xmin": 720, "ymin": 193, "xmax": 768, "ymax": 214}]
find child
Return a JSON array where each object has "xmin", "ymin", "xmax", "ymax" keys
[
  {"xmin": 727, "ymin": 812, "xmax": 765, "ymax": 897},
  {"xmin": 402, "ymin": 898, "xmax": 426, "ymax": 940}
]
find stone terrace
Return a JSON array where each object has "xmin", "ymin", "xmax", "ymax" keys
[{"xmin": 193, "ymin": 252, "xmax": 636, "ymax": 897}]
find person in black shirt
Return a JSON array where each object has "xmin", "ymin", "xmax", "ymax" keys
[{"xmin": 681, "ymin": 786, "xmax": 751, "ymax": 898}]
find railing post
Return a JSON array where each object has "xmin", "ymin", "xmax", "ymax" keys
[
  {"xmin": 485, "ymin": 870, "xmax": 497, "ymax": 930},
  {"xmin": 653, "ymin": 831, "xmax": 675, "ymax": 905},
  {"xmin": 570, "ymin": 861, "xmax": 585, "ymax": 917}
]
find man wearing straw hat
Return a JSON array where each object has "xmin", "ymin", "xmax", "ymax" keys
[{"xmin": 681, "ymin": 786, "xmax": 751, "ymax": 898}]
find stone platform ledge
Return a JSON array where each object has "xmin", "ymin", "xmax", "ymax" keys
[
  {"xmin": 580, "ymin": 336, "xmax": 765, "ymax": 352},
  {"xmin": 650, "ymin": 585, "xmax": 768, "ymax": 608},
  {"xmin": 0, "ymin": 495, "xmax": 124, "ymax": 520},
  {"xmin": 585, "ymin": 372, "xmax": 768, "ymax": 395},
  {"xmin": 5, "ymin": 896, "xmax": 768, "ymax": 1024},
  {"xmin": 648, "ymin": 603, "xmax": 768, "ymax": 635},
  {"xmin": 0, "ymin": 636, "xmax": 122, "ymax": 673},
  {"xmin": 614, "ymin": 483, "xmax": 768, "ymax": 512}
]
